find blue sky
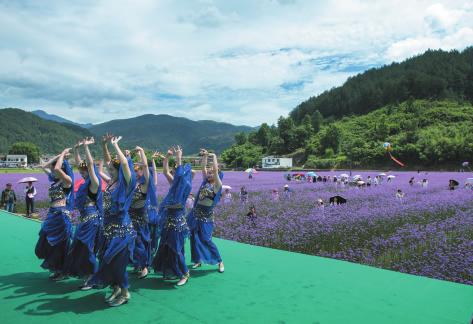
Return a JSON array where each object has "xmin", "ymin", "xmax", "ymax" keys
[{"xmin": 0, "ymin": 0, "xmax": 472, "ymax": 126}]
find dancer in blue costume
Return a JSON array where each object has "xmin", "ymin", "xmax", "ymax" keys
[
  {"xmin": 188, "ymin": 149, "xmax": 224, "ymax": 273},
  {"xmin": 64, "ymin": 137, "xmax": 103, "ymax": 289},
  {"xmin": 148, "ymin": 155, "xmax": 160, "ymax": 255},
  {"xmin": 87, "ymin": 135, "xmax": 136, "ymax": 307},
  {"xmin": 152, "ymin": 146, "xmax": 193, "ymax": 286},
  {"xmin": 35, "ymin": 148, "xmax": 74, "ymax": 281},
  {"xmin": 129, "ymin": 146, "xmax": 156, "ymax": 279}
]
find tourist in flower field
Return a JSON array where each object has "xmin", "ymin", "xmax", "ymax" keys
[
  {"xmin": 271, "ymin": 189, "xmax": 279, "ymax": 201},
  {"xmin": 239, "ymin": 186, "xmax": 248, "ymax": 203},
  {"xmin": 223, "ymin": 188, "xmax": 232, "ymax": 203},
  {"xmin": 128, "ymin": 146, "xmax": 156, "ymax": 279},
  {"xmin": 246, "ymin": 205, "xmax": 257, "ymax": 223},
  {"xmin": 317, "ymin": 198, "xmax": 325, "ymax": 209},
  {"xmin": 396, "ymin": 189, "xmax": 405, "ymax": 202},
  {"xmin": 25, "ymin": 181, "xmax": 37, "ymax": 217},
  {"xmin": 64, "ymin": 137, "xmax": 102, "ymax": 288},
  {"xmin": 152, "ymin": 146, "xmax": 193, "ymax": 286},
  {"xmin": 188, "ymin": 149, "xmax": 225, "ymax": 274},
  {"xmin": 186, "ymin": 192, "xmax": 195, "ymax": 210},
  {"xmin": 87, "ymin": 135, "xmax": 136, "ymax": 307},
  {"xmin": 1, "ymin": 183, "xmax": 17, "ymax": 212},
  {"xmin": 35, "ymin": 148, "xmax": 74, "ymax": 281},
  {"xmin": 283, "ymin": 184, "xmax": 291, "ymax": 198}
]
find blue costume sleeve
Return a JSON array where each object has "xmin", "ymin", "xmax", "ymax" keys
[
  {"xmin": 158, "ymin": 164, "xmax": 193, "ymax": 230},
  {"xmin": 76, "ymin": 164, "xmax": 103, "ymax": 218},
  {"xmin": 112, "ymin": 157, "xmax": 136, "ymax": 213},
  {"xmin": 146, "ymin": 166, "xmax": 158, "ymax": 208},
  {"xmin": 63, "ymin": 160, "xmax": 75, "ymax": 211}
]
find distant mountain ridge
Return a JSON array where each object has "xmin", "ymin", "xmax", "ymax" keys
[
  {"xmin": 1, "ymin": 108, "xmax": 252, "ymax": 154},
  {"xmin": 0, "ymin": 108, "xmax": 93, "ymax": 154},
  {"xmin": 88, "ymin": 114, "xmax": 253, "ymax": 154},
  {"xmin": 32, "ymin": 110, "xmax": 94, "ymax": 128}
]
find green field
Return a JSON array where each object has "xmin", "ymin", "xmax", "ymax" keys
[{"xmin": 0, "ymin": 211, "xmax": 471, "ymax": 324}]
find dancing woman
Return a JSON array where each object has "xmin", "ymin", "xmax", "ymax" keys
[
  {"xmin": 87, "ymin": 135, "xmax": 136, "ymax": 307},
  {"xmin": 35, "ymin": 148, "xmax": 74, "ymax": 281},
  {"xmin": 129, "ymin": 146, "xmax": 156, "ymax": 279},
  {"xmin": 64, "ymin": 137, "xmax": 102, "ymax": 288},
  {"xmin": 152, "ymin": 146, "xmax": 193, "ymax": 286},
  {"xmin": 188, "ymin": 149, "xmax": 224, "ymax": 273}
]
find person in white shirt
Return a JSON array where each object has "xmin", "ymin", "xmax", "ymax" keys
[
  {"xmin": 185, "ymin": 193, "xmax": 195, "ymax": 211},
  {"xmin": 223, "ymin": 188, "xmax": 232, "ymax": 203},
  {"xmin": 396, "ymin": 189, "xmax": 405, "ymax": 202},
  {"xmin": 25, "ymin": 181, "xmax": 37, "ymax": 217}
]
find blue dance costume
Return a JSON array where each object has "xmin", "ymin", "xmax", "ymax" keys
[
  {"xmin": 147, "ymin": 167, "xmax": 160, "ymax": 255},
  {"xmin": 152, "ymin": 164, "xmax": 192, "ymax": 278},
  {"xmin": 129, "ymin": 172, "xmax": 156, "ymax": 269},
  {"xmin": 35, "ymin": 160, "xmax": 74, "ymax": 273},
  {"xmin": 88, "ymin": 158, "xmax": 136, "ymax": 289},
  {"xmin": 64, "ymin": 165, "xmax": 103, "ymax": 278},
  {"xmin": 188, "ymin": 172, "xmax": 223, "ymax": 265}
]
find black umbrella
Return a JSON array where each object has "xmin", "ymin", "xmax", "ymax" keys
[
  {"xmin": 449, "ymin": 179, "xmax": 459, "ymax": 186},
  {"xmin": 329, "ymin": 195, "xmax": 347, "ymax": 205}
]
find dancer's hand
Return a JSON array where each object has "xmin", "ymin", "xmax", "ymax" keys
[
  {"xmin": 83, "ymin": 137, "xmax": 95, "ymax": 146},
  {"xmin": 111, "ymin": 136, "xmax": 122, "ymax": 145}
]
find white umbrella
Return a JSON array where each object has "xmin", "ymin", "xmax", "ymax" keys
[
  {"xmin": 245, "ymin": 168, "xmax": 257, "ymax": 173},
  {"xmin": 378, "ymin": 173, "xmax": 387, "ymax": 176},
  {"xmin": 18, "ymin": 177, "xmax": 38, "ymax": 183},
  {"xmin": 387, "ymin": 175, "xmax": 396, "ymax": 179},
  {"xmin": 340, "ymin": 173, "xmax": 349, "ymax": 178},
  {"xmin": 466, "ymin": 178, "xmax": 473, "ymax": 184},
  {"xmin": 222, "ymin": 185, "xmax": 232, "ymax": 190},
  {"xmin": 353, "ymin": 175, "xmax": 362, "ymax": 179}
]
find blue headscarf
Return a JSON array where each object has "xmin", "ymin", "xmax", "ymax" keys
[
  {"xmin": 111, "ymin": 157, "xmax": 136, "ymax": 214},
  {"xmin": 194, "ymin": 170, "xmax": 224, "ymax": 208},
  {"xmin": 76, "ymin": 164, "xmax": 103, "ymax": 218},
  {"xmin": 48, "ymin": 159, "xmax": 74, "ymax": 211}
]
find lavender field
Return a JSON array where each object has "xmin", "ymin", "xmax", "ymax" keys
[{"xmin": 2, "ymin": 170, "xmax": 473, "ymax": 284}]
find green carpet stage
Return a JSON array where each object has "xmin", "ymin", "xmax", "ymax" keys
[{"xmin": 0, "ymin": 211, "xmax": 471, "ymax": 324}]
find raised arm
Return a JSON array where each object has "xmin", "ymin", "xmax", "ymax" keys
[
  {"xmin": 111, "ymin": 136, "xmax": 131, "ymax": 185},
  {"xmin": 161, "ymin": 149, "xmax": 174, "ymax": 185},
  {"xmin": 174, "ymin": 145, "xmax": 182, "ymax": 167},
  {"xmin": 136, "ymin": 146, "xmax": 150, "ymax": 189},
  {"xmin": 151, "ymin": 157, "xmax": 158, "ymax": 187},
  {"xmin": 54, "ymin": 148, "xmax": 73, "ymax": 188},
  {"xmin": 102, "ymin": 133, "xmax": 113, "ymax": 165},
  {"xmin": 73, "ymin": 140, "xmax": 83, "ymax": 166},
  {"xmin": 83, "ymin": 137, "xmax": 99, "ymax": 194},
  {"xmin": 209, "ymin": 153, "xmax": 222, "ymax": 189},
  {"xmin": 97, "ymin": 159, "xmax": 111, "ymax": 184},
  {"xmin": 200, "ymin": 149, "xmax": 208, "ymax": 180},
  {"xmin": 40, "ymin": 153, "xmax": 62, "ymax": 176}
]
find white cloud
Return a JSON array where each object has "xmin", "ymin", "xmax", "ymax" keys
[{"xmin": 0, "ymin": 0, "xmax": 472, "ymax": 126}]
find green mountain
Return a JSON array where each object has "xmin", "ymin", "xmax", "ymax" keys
[
  {"xmin": 0, "ymin": 108, "xmax": 93, "ymax": 154},
  {"xmin": 88, "ymin": 114, "xmax": 253, "ymax": 154},
  {"xmin": 304, "ymin": 99, "xmax": 473, "ymax": 169},
  {"xmin": 290, "ymin": 47, "xmax": 473, "ymax": 123},
  {"xmin": 222, "ymin": 47, "xmax": 473, "ymax": 169}
]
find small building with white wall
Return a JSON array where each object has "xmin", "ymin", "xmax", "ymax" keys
[
  {"xmin": 4, "ymin": 155, "xmax": 28, "ymax": 167},
  {"xmin": 262, "ymin": 156, "xmax": 293, "ymax": 169}
]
